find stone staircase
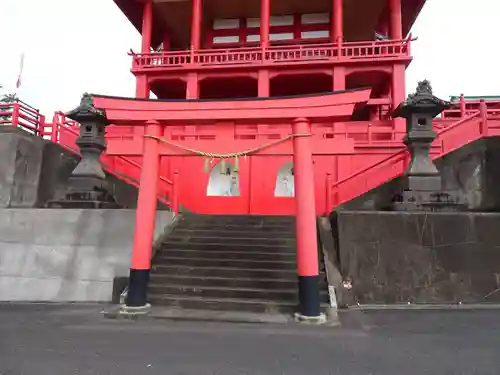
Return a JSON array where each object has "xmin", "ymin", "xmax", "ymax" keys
[{"xmin": 148, "ymin": 214, "xmax": 328, "ymax": 315}]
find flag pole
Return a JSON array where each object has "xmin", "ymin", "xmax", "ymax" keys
[{"xmin": 15, "ymin": 53, "xmax": 25, "ymax": 98}]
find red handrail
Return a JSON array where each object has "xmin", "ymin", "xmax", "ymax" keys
[
  {"xmin": 442, "ymin": 97, "xmax": 500, "ymax": 119},
  {"xmin": 0, "ymin": 102, "xmax": 43, "ymax": 136},
  {"xmin": 326, "ymin": 110, "xmax": 484, "ymax": 213},
  {"xmin": 4, "ymin": 97, "xmax": 494, "ymax": 216},
  {"xmin": 325, "ymin": 172, "xmax": 333, "ymax": 215},
  {"xmin": 172, "ymin": 170, "xmax": 179, "ymax": 214},
  {"xmin": 48, "ymin": 113, "xmax": 179, "ymax": 213}
]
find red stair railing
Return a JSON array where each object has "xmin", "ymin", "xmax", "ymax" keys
[
  {"xmin": 48, "ymin": 113, "xmax": 179, "ymax": 213},
  {"xmin": 442, "ymin": 95, "xmax": 500, "ymax": 120},
  {"xmin": 3, "ymin": 98, "xmax": 498, "ymax": 217},
  {"xmin": 0, "ymin": 101, "xmax": 46, "ymax": 137},
  {"xmin": 324, "ymin": 107, "xmax": 494, "ymax": 214},
  {"xmin": 0, "ymin": 106, "xmax": 179, "ymax": 213}
]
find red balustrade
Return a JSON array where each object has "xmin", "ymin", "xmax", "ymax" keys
[
  {"xmin": 0, "ymin": 101, "xmax": 45, "ymax": 137},
  {"xmin": 0, "ymin": 106, "xmax": 179, "ymax": 213},
  {"xmin": 131, "ymin": 38, "xmax": 412, "ymax": 72},
  {"xmin": 325, "ymin": 107, "xmax": 500, "ymax": 214},
  {"xmin": 442, "ymin": 98, "xmax": 500, "ymax": 119},
  {"xmin": 3, "ymin": 96, "xmax": 499, "ymax": 217},
  {"xmin": 48, "ymin": 114, "xmax": 179, "ymax": 213}
]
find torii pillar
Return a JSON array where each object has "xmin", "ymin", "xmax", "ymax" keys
[
  {"xmin": 292, "ymin": 118, "xmax": 324, "ymax": 323},
  {"xmin": 125, "ymin": 120, "xmax": 162, "ymax": 308}
]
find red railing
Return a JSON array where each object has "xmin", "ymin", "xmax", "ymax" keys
[
  {"xmin": 0, "ymin": 105, "xmax": 179, "ymax": 213},
  {"xmin": 442, "ymin": 97, "xmax": 500, "ymax": 119},
  {"xmin": 131, "ymin": 38, "xmax": 412, "ymax": 71},
  {"xmin": 5, "ymin": 96, "xmax": 496, "ymax": 216},
  {"xmin": 0, "ymin": 101, "xmax": 46, "ymax": 137},
  {"xmin": 325, "ymin": 106, "xmax": 500, "ymax": 214},
  {"xmin": 48, "ymin": 113, "xmax": 179, "ymax": 213}
]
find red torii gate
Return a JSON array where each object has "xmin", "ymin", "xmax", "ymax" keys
[{"xmin": 93, "ymin": 88, "xmax": 371, "ymax": 319}]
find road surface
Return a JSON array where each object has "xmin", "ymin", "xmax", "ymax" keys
[{"xmin": 0, "ymin": 304, "xmax": 498, "ymax": 374}]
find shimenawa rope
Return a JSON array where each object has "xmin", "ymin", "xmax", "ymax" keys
[{"xmin": 144, "ymin": 133, "xmax": 311, "ymax": 173}]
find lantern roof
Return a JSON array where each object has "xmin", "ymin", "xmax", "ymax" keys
[{"xmin": 393, "ymin": 80, "xmax": 451, "ymax": 119}]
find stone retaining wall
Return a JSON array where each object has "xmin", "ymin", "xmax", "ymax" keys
[
  {"xmin": 333, "ymin": 211, "xmax": 500, "ymax": 306},
  {"xmin": 0, "ymin": 209, "xmax": 175, "ymax": 302}
]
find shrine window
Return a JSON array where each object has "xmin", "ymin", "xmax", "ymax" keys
[
  {"xmin": 206, "ymin": 161, "xmax": 240, "ymax": 197},
  {"xmin": 206, "ymin": 13, "xmax": 331, "ymax": 48},
  {"xmin": 274, "ymin": 162, "xmax": 295, "ymax": 197}
]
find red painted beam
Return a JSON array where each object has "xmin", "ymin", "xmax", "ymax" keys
[{"xmin": 93, "ymin": 88, "xmax": 371, "ymax": 123}]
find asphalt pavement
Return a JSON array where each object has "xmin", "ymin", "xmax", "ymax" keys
[{"xmin": 0, "ymin": 304, "xmax": 498, "ymax": 375}]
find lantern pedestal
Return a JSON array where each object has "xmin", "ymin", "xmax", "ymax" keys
[
  {"xmin": 391, "ymin": 81, "xmax": 464, "ymax": 212},
  {"xmin": 47, "ymin": 94, "xmax": 119, "ymax": 209}
]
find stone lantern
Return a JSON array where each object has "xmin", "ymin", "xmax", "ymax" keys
[
  {"xmin": 48, "ymin": 93, "xmax": 119, "ymax": 208},
  {"xmin": 391, "ymin": 80, "xmax": 462, "ymax": 211}
]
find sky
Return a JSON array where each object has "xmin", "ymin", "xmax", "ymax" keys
[{"xmin": 0, "ymin": 0, "xmax": 499, "ymax": 116}]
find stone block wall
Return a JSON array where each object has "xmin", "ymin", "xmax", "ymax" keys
[{"xmin": 333, "ymin": 211, "xmax": 500, "ymax": 306}]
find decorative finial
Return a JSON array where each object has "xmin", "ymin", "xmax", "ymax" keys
[
  {"xmin": 393, "ymin": 79, "xmax": 450, "ymax": 119},
  {"xmin": 407, "ymin": 80, "xmax": 433, "ymax": 102},
  {"xmin": 66, "ymin": 93, "xmax": 108, "ymax": 123},
  {"xmin": 416, "ymin": 80, "xmax": 433, "ymax": 95},
  {"xmin": 81, "ymin": 92, "xmax": 94, "ymax": 107}
]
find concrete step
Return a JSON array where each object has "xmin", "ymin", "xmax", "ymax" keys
[
  {"xmin": 166, "ymin": 236, "xmax": 295, "ymax": 247},
  {"xmin": 161, "ymin": 241, "xmax": 296, "ymax": 253},
  {"xmin": 155, "ymin": 249, "xmax": 297, "ymax": 262},
  {"xmin": 148, "ymin": 284, "xmax": 299, "ymax": 301},
  {"xmin": 172, "ymin": 229, "xmax": 295, "ymax": 239},
  {"xmin": 153, "ymin": 256, "xmax": 297, "ymax": 270},
  {"xmin": 149, "ymin": 284, "xmax": 330, "ymax": 302},
  {"xmin": 148, "ymin": 294, "xmax": 297, "ymax": 314},
  {"xmin": 181, "ymin": 214, "xmax": 295, "ymax": 226},
  {"xmin": 150, "ymin": 265, "xmax": 297, "ymax": 279},
  {"xmin": 148, "ymin": 274, "xmax": 300, "ymax": 289},
  {"xmin": 176, "ymin": 223, "xmax": 296, "ymax": 232},
  {"xmin": 146, "ymin": 213, "xmax": 329, "ymax": 317}
]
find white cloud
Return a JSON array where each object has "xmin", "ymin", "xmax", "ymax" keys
[{"xmin": 1, "ymin": 0, "xmax": 498, "ymax": 115}]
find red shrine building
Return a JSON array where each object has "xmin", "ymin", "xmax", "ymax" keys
[
  {"xmin": 3, "ymin": 0, "xmax": 500, "ymax": 320},
  {"xmin": 105, "ymin": 0, "xmax": 421, "ymax": 216},
  {"xmin": 7, "ymin": 0, "xmax": 498, "ymax": 319},
  {"xmin": 84, "ymin": 0, "xmax": 425, "ymax": 315}
]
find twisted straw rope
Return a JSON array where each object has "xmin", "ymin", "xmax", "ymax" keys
[{"xmin": 144, "ymin": 133, "xmax": 311, "ymax": 159}]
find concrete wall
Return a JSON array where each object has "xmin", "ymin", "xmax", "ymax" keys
[
  {"xmin": 333, "ymin": 211, "xmax": 500, "ymax": 306},
  {"xmin": 0, "ymin": 209, "xmax": 176, "ymax": 302},
  {"xmin": 439, "ymin": 137, "xmax": 500, "ymax": 211},
  {"xmin": 36, "ymin": 141, "xmax": 79, "ymax": 206},
  {"xmin": 0, "ymin": 128, "xmax": 45, "ymax": 208}
]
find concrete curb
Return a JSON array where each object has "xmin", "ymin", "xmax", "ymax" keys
[
  {"xmin": 294, "ymin": 312, "xmax": 327, "ymax": 325},
  {"xmin": 345, "ymin": 303, "xmax": 500, "ymax": 311},
  {"xmin": 102, "ymin": 306, "xmax": 295, "ymax": 324},
  {"xmin": 102, "ymin": 306, "xmax": 342, "ymax": 326}
]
